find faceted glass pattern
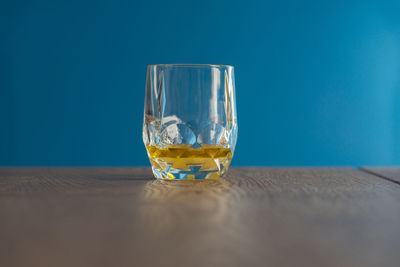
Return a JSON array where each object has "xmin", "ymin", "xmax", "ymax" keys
[{"xmin": 143, "ymin": 64, "xmax": 238, "ymax": 180}]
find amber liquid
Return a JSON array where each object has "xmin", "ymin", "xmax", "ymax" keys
[{"xmin": 146, "ymin": 144, "xmax": 232, "ymax": 179}]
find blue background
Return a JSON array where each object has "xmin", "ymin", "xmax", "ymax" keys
[{"xmin": 1, "ymin": 0, "xmax": 400, "ymax": 166}]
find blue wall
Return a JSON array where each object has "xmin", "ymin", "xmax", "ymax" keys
[{"xmin": 1, "ymin": 0, "xmax": 400, "ymax": 166}]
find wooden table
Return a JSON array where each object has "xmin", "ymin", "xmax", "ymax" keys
[{"xmin": 1, "ymin": 167, "xmax": 400, "ymax": 267}]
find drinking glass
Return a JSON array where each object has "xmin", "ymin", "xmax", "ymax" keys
[{"xmin": 143, "ymin": 64, "xmax": 238, "ymax": 180}]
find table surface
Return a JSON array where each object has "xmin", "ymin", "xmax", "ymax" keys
[{"xmin": 1, "ymin": 167, "xmax": 400, "ymax": 267}]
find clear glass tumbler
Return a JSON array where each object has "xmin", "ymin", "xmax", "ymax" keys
[{"xmin": 143, "ymin": 64, "xmax": 238, "ymax": 180}]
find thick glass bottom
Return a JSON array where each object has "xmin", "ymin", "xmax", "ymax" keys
[{"xmin": 151, "ymin": 167, "xmax": 222, "ymax": 180}]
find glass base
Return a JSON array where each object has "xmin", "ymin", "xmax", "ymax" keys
[{"xmin": 151, "ymin": 167, "xmax": 227, "ymax": 180}]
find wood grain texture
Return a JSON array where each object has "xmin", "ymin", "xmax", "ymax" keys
[
  {"xmin": 1, "ymin": 167, "xmax": 400, "ymax": 267},
  {"xmin": 361, "ymin": 167, "xmax": 400, "ymax": 185}
]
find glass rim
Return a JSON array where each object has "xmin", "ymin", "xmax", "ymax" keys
[{"xmin": 148, "ymin": 64, "xmax": 234, "ymax": 69}]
